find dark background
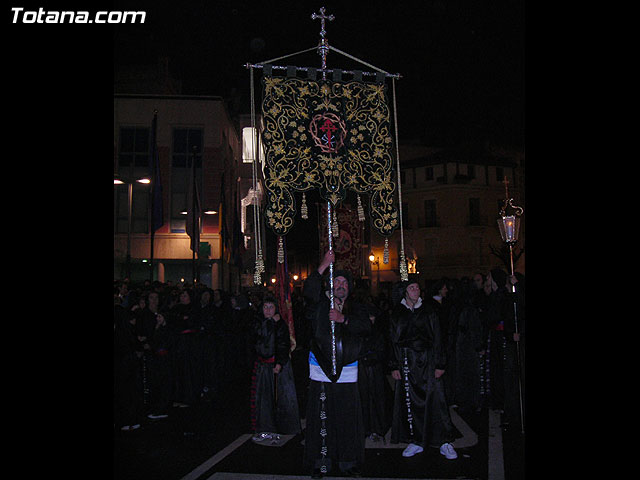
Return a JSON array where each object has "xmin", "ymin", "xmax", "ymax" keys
[{"xmin": 113, "ymin": 0, "xmax": 524, "ymax": 146}]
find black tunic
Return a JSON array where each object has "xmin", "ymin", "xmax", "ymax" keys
[
  {"xmin": 358, "ymin": 314, "xmax": 393, "ymax": 437},
  {"xmin": 302, "ymin": 271, "xmax": 371, "ymax": 473},
  {"xmin": 389, "ymin": 299, "xmax": 457, "ymax": 447},
  {"xmin": 167, "ymin": 302, "xmax": 202, "ymax": 405},
  {"xmin": 250, "ymin": 313, "xmax": 301, "ymax": 435},
  {"xmin": 144, "ymin": 309, "xmax": 173, "ymax": 415},
  {"xmin": 453, "ymin": 302, "xmax": 484, "ymax": 412},
  {"xmin": 114, "ymin": 306, "xmax": 144, "ymax": 427}
]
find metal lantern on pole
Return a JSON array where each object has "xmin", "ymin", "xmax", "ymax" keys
[
  {"xmin": 497, "ymin": 176, "xmax": 525, "ymax": 434},
  {"xmin": 497, "ymin": 177, "xmax": 524, "ymax": 290}
]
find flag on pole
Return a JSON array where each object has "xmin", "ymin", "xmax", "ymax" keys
[
  {"xmin": 150, "ymin": 111, "xmax": 164, "ymax": 232},
  {"xmin": 186, "ymin": 155, "xmax": 201, "ymax": 253},
  {"xmin": 276, "ymin": 236, "xmax": 296, "ymax": 351}
]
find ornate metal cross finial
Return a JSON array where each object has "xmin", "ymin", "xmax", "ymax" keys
[
  {"xmin": 311, "ymin": 7, "xmax": 334, "ymax": 40},
  {"xmin": 311, "ymin": 7, "xmax": 334, "ymax": 78}
]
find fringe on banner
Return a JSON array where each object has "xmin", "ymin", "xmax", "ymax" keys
[
  {"xmin": 357, "ymin": 194, "xmax": 365, "ymax": 222},
  {"xmin": 399, "ymin": 250, "xmax": 408, "ymax": 281},
  {"xmin": 278, "ymin": 236, "xmax": 285, "ymax": 264},
  {"xmin": 301, "ymin": 192, "xmax": 308, "ymax": 219},
  {"xmin": 383, "ymin": 237, "xmax": 389, "ymax": 264}
]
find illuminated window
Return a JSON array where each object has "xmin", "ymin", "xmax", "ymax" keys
[{"xmin": 242, "ymin": 127, "xmax": 264, "ymax": 164}]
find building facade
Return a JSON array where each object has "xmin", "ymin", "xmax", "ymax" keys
[
  {"xmin": 114, "ymin": 94, "xmax": 243, "ymax": 291},
  {"xmin": 367, "ymin": 141, "xmax": 525, "ymax": 290}
]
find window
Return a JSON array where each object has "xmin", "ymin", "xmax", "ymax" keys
[
  {"xmin": 171, "ymin": 127, "xmax": 203, "ymax": 232},
  {"xmin": 472, "ymin": 237, "xmax": 483, "ymax": 265},
  {"xmin": 469, "ymin": 198, "xmax": 481, "ymax": 225},
  {"xmin": 172, "ymin": 128, "xmax": 203, "ymax": 168},
  {"xmin": 114, "ymin": 126, "xmax": 151, "ymax": 234},
  {"xmin": 118, "ymin": 126, "xmax": 150, "ymax": 169},
  {"xmin": 425, "ymin": 166, "xmax": 434, "ymax": 181},
  {"xmin": 496, "ymin": 166, "xmax": 504, "ymax": 183},
  {"xmin": 424, "ymin": 199, "xmax": 437, "ymax": 227}
]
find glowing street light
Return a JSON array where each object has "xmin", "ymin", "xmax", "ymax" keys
[{"xmin": 114, "ymin": 174, "xmax": 152, "ymax": 279}]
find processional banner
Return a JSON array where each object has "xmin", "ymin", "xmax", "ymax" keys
[{"xmin": 260, "ymin": 75, "xmax": 399, "ymax": 238}]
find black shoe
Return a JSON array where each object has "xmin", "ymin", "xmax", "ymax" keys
[{"xmin": 310, "ymin": 467, "xmax": 323, "ymax": 478}]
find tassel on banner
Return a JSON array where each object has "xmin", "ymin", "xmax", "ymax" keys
[
  {"xmin": 383, "ymin": 237, "xmax": 390, "ymax": 264},
  {"xmin": 301, "ymin": 192, "xmax": 308, "ymax": 220},
  {"xmin": 357, "ymin": 194, "xmax": 365, "ymax": 222},
  {"xmin": 399, "ymin": 250, "xmax": 409, "ymax": 281},
  {"xmin": 254, "ymin": 268, "xmax": 262, "ymax": 285},
  {"xmin": 258, "ymin": 252, "xmax": 265, "ymax": 273},
  {"xmin": 277, "ymin": 236, "xmax": 285, "ymax": 264},
  {"xmin": 332, "ymin": 210, "xmax": 339, "ymax": 238}
]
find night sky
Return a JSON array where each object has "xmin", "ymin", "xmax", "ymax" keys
[{"xmin": 114, "ymin": 0, "xmax": 524, "ymax": 147}]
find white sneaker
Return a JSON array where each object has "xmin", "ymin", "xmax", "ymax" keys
[
  {"xmin": 120, "ymin": 424, "xmax": 141, "ymax": 431},
  {"xmin": 252, "ymin": 432, "xmax": 273, "ymax": 442},
  {"xmin": 439, "ymin": 442, "xmax": 457, "ymax": 459},
  {"xmin": 402, "ymin": 443, "xmax": 424, "ymax": 457}
]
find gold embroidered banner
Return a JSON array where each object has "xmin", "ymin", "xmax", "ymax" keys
[{"xmin": 261, "ymin": 75, "xmax": 399, "ymax": 238}]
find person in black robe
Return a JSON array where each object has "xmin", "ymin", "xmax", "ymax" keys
[
  {"xmin": 210, "ymin": 289, "xmax": 233, "ymax": 394},
  {"xmin": 357, "ymin": 298, "xmax": 392, "ymax": 443},
  {"xmin": 486, "ymin": 268, "xmax": 525, "ymax": 429},
  {"xmin": 471, "ymin": 273, "xmax": 490, "ymax": 406},
  {"xmin": 114, "ymin": 295, "xmax": 145, "ymax": 431},
  {"xmin": 389, "ymin": 276, "xmax": 458, "ymax": 460},
  {"xmin": 302, "ymin": 250, "xmax": 371, "ymax": 478},
  {"xmin": 230, "ymin": 293, "xmax": 253, "ymax": 377},
  {"xmin": 198, "ymin": 288, "xmax": 217, "ymax": 401},
  {"xmin": 167, "ymin": 288, "xmax": 202, "ymax": 407},
  {"xmin": 250, "ymin": 295, "xmax": 301, "ymax": 440},
  {"xmin": 451, "ymin": 278, "xmax": 485, "ymax": 414},
  {"xmin": 143, "ymin": 291, "xmax": 173, "ymax": 419},
  {"xmin": 426, "ymin": 278, "xmax": 456, "ymax": 406}
]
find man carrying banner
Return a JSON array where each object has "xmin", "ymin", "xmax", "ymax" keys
[{"xmin": 302, "ymin": 249, "xmax": 371, "ymax": 478}]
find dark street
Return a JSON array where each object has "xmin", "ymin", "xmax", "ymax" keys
[{"xmin": 114, "ymin": 349, "xmax": 524, "ymax": 480}]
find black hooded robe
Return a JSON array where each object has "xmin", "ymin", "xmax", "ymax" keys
[
  {"xmin": 389, "ymin": 298, "xmax": 457, "ymax": 448},
  {"xmin": 250, "ymin": 313, "xmax": 301, "ymax": 435},
  {"xmin": 302, "ymin": 270, "xmax": 371, "ymax": 474},
  {"xmin": 358, "ymin": 309, "xmax": 393, "ymax": 438},
  {"xmin": 114, "ymin": 306, "xmax": 144, "ymax": 428},
  {"xmin": 167, "ymin": 301, "xmax": 202, "ymax": 406}
]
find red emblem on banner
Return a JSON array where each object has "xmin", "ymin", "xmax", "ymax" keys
[{"xmin": 309, "ymin": 112, "xmax": 346, "ymax": 153}]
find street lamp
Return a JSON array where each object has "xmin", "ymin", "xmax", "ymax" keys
[
  {"xmin": 369, "ymin": 252, "xmax": 380, "ymax": 292},
  {"xmin": 114, "ymin": 175, "xmax": 152, "ymax": 279},
  {"xmin": 496, "ymin": 176, "xmax": 524, "ymax": 434}
]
